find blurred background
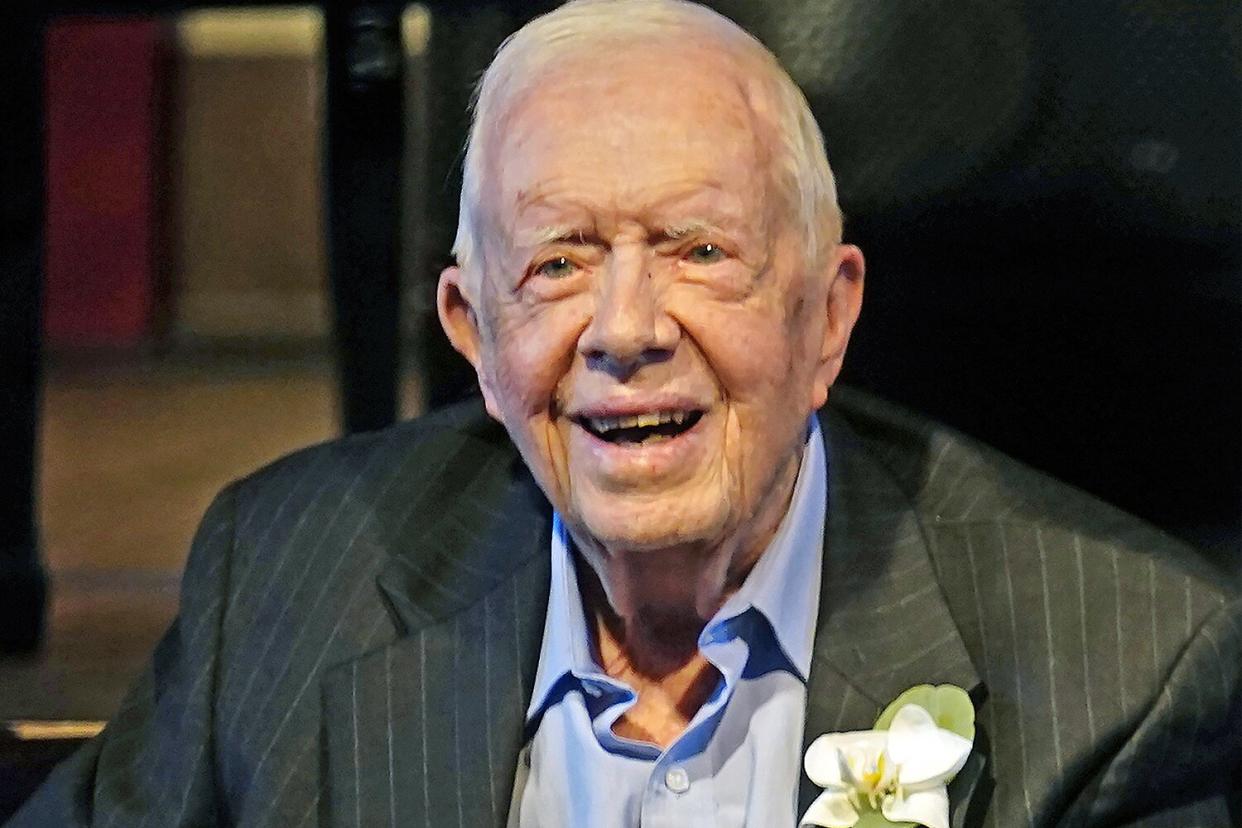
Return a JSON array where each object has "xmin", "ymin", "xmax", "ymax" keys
[{"xmin": 0, "ymin": 0, "xmax": 1238, "ymax": 817}]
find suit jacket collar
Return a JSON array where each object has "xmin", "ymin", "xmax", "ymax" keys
[
  {"xmin": 375, "ymin": 445, "xmax": 552, "ymax": 636},
  {"xmin": 797, "ymin": 404, "xmax": 984, "ymax": 817},
  {"xmin": 809, "ymin": 404, "xmax": 981, "ymax": 705},
  {"xmin": 324, "ymin": 399, "xmax": 985, "ymax": 826},
  {"xmin": 321, "ymin": 423, "xmax": 553, "ymax": 826}
]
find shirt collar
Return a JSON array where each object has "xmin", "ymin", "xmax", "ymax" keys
[
  {"xmin": 526, "ymin": 418, "xmax": 828, "ymax": 720},
  {"xmin": 710, "ymin": 417, "xmax": 827, "ymax": 679}
]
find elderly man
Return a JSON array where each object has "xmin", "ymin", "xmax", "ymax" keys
[{"xmin": 12, "ymin": 1, "xmax": 1239, "ymax": 827}]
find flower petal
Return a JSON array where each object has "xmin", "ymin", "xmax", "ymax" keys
[
  {"xmin": 883, "ymin": 787, "xmax": 950, "ymax": 828},
  {"xmin": 800, "ymin": 790, "xmax": 860, "ymax": 828},
  {"xmin": 886, "ymin": 705, "xmax": 973, "ymax": 785},
  {"xmin": 804, "ymin": 731, "xmax": 888, "ymax": 788}
]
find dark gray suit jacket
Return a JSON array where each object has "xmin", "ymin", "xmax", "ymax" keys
[{"xmin": 11, "ymin": 388, "xmax": 1240, "ymax": 827}]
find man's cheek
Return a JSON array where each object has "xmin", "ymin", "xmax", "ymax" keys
[
  {"xmin": 675, "ymin": 306, "xmax": 790, "ymax": 385},
  {"xmin": 488, "ymin": 334, "xmax": 566, "ymax": 411},
  {"xmin": 713, "ymin": 336, "xmax": 794, "ymax": 394},
  {"xmin": 502, "ymin": 305, "xmax": 586, "ymax": 390},
  {"xmin": 492, "ymin": 353, "xmax": 554, "ymax": 415}
]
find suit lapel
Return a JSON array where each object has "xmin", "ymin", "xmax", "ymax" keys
[
  {"xmin": 798, "ymin": 407, "xmax": 986, "ymax": 821},
  {"xmin": 322, "ymin": 440, "xmax": 551, "ymax": 828}
]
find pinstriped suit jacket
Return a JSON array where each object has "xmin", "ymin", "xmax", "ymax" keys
[{"xmin": 11, "ymin": 387, "xmax": 1240, "ymax": 828}]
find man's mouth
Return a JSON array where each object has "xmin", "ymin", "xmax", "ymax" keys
[{"xmin": 574, "ymin": 410, "xmax": 704, "ymax": 444}]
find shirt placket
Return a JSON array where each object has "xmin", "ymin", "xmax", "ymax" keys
[
  {"xmin": 636, "ymin": 618, "xmax": 750, "ymax": 827},
  {"xmin": 639, "ymin": 731, "xmax": 720, "ymax": 827}
]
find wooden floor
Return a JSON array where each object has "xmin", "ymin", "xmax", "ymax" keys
[{"xmin": 0, "ymin": 352, "xmax": 422, "ymax": 722}]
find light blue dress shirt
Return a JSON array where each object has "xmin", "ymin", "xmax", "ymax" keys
[{"xmin": 519, "ymin": 420, "xmax": 827, "ymax": 827}]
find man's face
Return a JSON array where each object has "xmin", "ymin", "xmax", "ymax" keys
[{"xmin": 442, "ymin": 43, "xmax": 862, "ymax": 557}]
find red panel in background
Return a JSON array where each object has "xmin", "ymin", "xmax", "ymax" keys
[{"xmin": 44, "ymin": 18, "xmax": 166, "ymax": 348}]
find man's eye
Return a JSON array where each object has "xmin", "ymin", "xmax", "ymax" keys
[
  {"xmin": 685, "ymin": 243, "xmax": 725, "ymax": 264},
  {"xmin": 533, "ymin": 256, "xmax": 577, "ymax": 279}
]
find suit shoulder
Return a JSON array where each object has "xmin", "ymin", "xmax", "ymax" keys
[{"xmin": 826, "ymin": 386, "xmax": 1234, "ymax": 603}]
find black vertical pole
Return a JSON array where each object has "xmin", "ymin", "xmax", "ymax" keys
[
  {"xmin": 0, "ymin": 2, "xmax": 47, "ymax": 653},
  {"xmin": 324, "ymin": 1, "xmax": 404, "ymax": 434}
]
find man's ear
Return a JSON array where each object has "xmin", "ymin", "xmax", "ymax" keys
[
  {"xmin": 436, "ymin": 265, "xmax": 502, "ymax": 420},
  {"xmin": 811, "ymin": 243, "xmax": 865, "ymax": 410}
]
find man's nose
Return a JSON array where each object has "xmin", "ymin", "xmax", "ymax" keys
[{"xmin": 578, "ymin": 255, "xmax": 678, "ymax": 377}]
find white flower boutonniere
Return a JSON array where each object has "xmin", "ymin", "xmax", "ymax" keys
[{"xmin": 800, "ymin": 684, "xmax": 976, "ymax": 828}]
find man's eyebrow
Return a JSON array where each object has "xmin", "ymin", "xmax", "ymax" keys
[
  {"xmin": 513, "ymin": 224, "xmax": 601, "ymax": 247},
  {"xmin": 657, "ymin": 219, "xmax": 729, "ymax": 240}
]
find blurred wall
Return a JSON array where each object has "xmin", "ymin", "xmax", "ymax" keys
[{"xmin": 172, "ymin": 8, "xmax": 328, "ymax": 342}]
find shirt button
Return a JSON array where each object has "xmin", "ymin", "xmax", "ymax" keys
[{"xmin": 664, "ymin": 766, "xmax": 690, "ymax": 794}]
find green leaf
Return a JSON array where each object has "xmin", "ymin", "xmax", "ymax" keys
[
  {"xmin": 873, "ymin": 683, "xmax": 975, "ymax": 741},
  {"xmin": 853, "ymin": 804, "xmax": 916, "ymax": 828}
]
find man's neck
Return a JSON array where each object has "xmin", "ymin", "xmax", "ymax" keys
[{"xmin": 568, "ymin": 450, "xmax": 803, "ymax": 746}]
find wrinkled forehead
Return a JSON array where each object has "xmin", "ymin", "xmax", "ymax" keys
[{"xmin": 480, "ymin": 42, "xmax": 778, "ymax": 245}]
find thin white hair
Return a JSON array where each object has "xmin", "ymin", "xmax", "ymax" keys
[{"xmin": 451, "ymin": 0, "xmax": 841, "ymax": 282}]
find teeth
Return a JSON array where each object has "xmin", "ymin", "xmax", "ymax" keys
[
  {"xmin": 584, "ymin": 410, "xmax": 692, "ymax": 434},
  {"xmin": 588, "ymin": 416, "xmax": 621, "ymax": 432}
]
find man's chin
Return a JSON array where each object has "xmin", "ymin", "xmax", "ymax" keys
[{"xmin": 571, "ymin": 505, "xmax": 728, "ymax": 556}]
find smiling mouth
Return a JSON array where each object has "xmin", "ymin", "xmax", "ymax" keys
[{"xmin": 575, "ymin": 410, "xmax": 705, "ymax": 444}]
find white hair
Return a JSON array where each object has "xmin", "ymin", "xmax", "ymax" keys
[{"xmin": 451, "ymin": 0, "xmax": 841, "ymax": 281}]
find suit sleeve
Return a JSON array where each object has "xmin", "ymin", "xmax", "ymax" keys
[
  {"xmin": 1061, "ymin": 595, "xmax": 1242, "ymax": 827},
  {"xmin": 8, "ymin": 484, "xmax": 238, "ymax": 827}
]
